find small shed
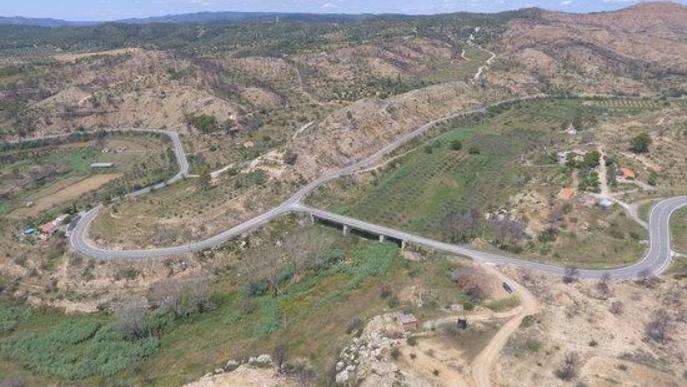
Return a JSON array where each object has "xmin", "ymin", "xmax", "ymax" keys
[
  {"xmin": 40, "ymin": 222, "xmax": 59, "ymax": 235},
  {"xmin": 398, "ymin": 313, "xmax": 419, "ymax": 331},
  {"xmin": 90, "ymin": 162, "xmax": 114, "ymax": 168}
]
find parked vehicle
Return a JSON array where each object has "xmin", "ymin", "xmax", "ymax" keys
[{"xmin": 502, "ymin": 282, "xmax": 514, "ymax": 294}]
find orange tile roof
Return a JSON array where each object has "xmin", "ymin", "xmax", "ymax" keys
[{"xmin": 620, "ymin": 168, "xmax": 635, "ymax": 179}]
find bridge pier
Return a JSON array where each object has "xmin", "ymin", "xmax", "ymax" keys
[
  {"xmin": 309, "ymin": 214, "xmax": 315, "ymax": 226},
  {"xmin": 343, "ymin": 225, "xmax": 350, "ymax": 236},
  {"xmin": 401, "ymin": 240, "xmax": 406, "ymax": 250},
  {"xmin": 379, "ymin": 235, "xmax": 385, "ymax": 242}
]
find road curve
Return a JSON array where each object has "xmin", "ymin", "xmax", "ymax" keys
[
  {"xmin": 4, "ymin": 129, "xmax": 190, "ymax": 196},
  {"xmin": 66, "ymin": 97, "xmax": 687, "ymax": 279}
]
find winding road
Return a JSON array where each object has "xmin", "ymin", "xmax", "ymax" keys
[{"xmin": 62, "ymin": 96, "xmax": 687, "ymax": 280}]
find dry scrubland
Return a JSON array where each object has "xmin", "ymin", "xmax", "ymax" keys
[
  {"xmin": 1, "ymin": 2, "xmax": 687, "ymax": 386},
  {"xmin": 498, "ymin": 268, "xmax": 687, "ymax": 386}
]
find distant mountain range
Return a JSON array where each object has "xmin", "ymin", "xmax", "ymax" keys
[
  {"xmin": 0, "ymin": 16, "xmax": 98, "ymax": 27},
  {"xmin": 0, "ymin": 12, "xmax": 382, "ymax": 28}
]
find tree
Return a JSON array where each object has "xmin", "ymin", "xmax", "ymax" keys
[
  {"xmin": 581, "ymin": 151, "xmax": 601, "ymax": 169},
  {"xmin": 562, "ymin": 266, "xmax": 580, "ymax": 284},
  {"xmin": 442, "ymin": 209, "xmax": 481, "ymax": 243},
  {"xmin": 645, "ymin": 309, "xmax": 671, "ymax": 343},
  {"xmin": 113, "ymin": 302, "xmax": 148, "ymax": 340},
  {"xmin": 198, "ymin": 166, "xmax": 212, "ymax": 191},
  {"xmin": 556, "ymin": 352, "xmax": 579, "ymax": 381},
  {"xmin": 610, "ymin": 301, "xmax": 624, "ymax": 315},
  {"xmin": 596, "ymin": 272, "xmax": 612, "ymax": 299},
  {"xmin": 273, "ymin": 344, "xmax": 288, "ymax": 373},
  {"xmin": 630, "ymin": 132, "xmax": 652, "ymax": 153}
]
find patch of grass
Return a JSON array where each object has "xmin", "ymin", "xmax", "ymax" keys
[
  {"xmin": 484, "ymin": 297, "xmax": 520, "ymax": 312},
  {"xmin": 505, "ymin": 334, "xmax": 543, "ymax": 357},
  {"xmin": 0, "ymin": 304, "xmax": 32, "ymax": 334}
]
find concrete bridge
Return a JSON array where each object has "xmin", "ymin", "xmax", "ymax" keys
[{"xmin": 302, "ymin": 204, "xmax": 408, "ymax": 248}]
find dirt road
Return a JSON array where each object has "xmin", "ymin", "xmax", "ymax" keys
[{"xmin": 470, "ymin": 265, "xmax": 539, "ymax": 387}]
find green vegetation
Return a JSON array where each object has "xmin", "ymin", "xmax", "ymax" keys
[
  {"xmin": 186, "ymin": 114, "xmax": 233, "ymax": 134},
  {"xmin": 309, "ymin": 97, "xmax": 649, "ymax": 267},
  {"xmin": 0, "ymin": 134, "xmax": 174, "ymax": 219},
  {"xmin": 0, "ymin": 304, "xmax": 158, "ymax": 381},
  {"xmin": 312, "ymin": 98, "xmax": 592, "ymax": 240},
  {"xmin": 630, "ymin": 132, "xmax": 652, "ymax": 153}
]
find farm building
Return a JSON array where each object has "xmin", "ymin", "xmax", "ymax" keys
[
  {"xmin": 558, "ymin": 188, "xmax": 576, "ymax": 201},
  {"xmin": 398, "ymin": 313, "xmax": 419, "ymax": 331},
  {"xmin": 620, "ymin": 168, "xmax": 635, "ymax": 179},
  {"xmin": 90, "ymin": 162, "xmax": 114, "ymax": 168},
  {"xmin": 40, "ymin": 222, "xmax": 60, "ymax": 235}
]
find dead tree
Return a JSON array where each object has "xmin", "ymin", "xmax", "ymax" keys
[
  {"xmin": 645, "ymin": 309, "xmax": 671, "ymax": 343},
  {"xmin": 556, "ymin": 352, "xmax": 579, "ymax": 381},
  {"xmin": 596, "ymin": 272, "xmax": 612, "ymax": 299},
  {"xmin": 562, "ymin": 266, "xmax": 580, "ymax": 284}
]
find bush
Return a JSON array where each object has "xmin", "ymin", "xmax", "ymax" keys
[
  {"xmin": 186, "ymin": 114, "xmax": 221, "ymax": 134},
  {"xmin": 630, "ymin": 133, "xmax": 652, "ymax": 153},
  {"xmin": 556, "ymin": 352, "xmax": 579, "ymax": 381},
  {"xmin": 468, "ymin": 146, "xmax": 481, "ymax": 155},
  {"xmin": 450, "ymin": 140, "xmax": 463, "ymax": 151},
  {"xmin": 390, "ymin": 348, "xmax": 401, "ymax": 360},
  {"xmin": 345, "ymin": 318, "xmax": 363, "ymax": 335},
  {"xmin": 406, "ymin": 336, "xmax": 417, "ymax": 346}
]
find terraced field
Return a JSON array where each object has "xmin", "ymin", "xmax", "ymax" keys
[
  {"xmin": 587, "ymin": 97, "xmax": 669, "ymax": 112},
  {"xmin": 309, "ymin": 97, "xmax": 649, "ymax": 267}
]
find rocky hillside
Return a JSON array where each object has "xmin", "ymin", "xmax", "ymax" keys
[{"xmin": 495, "ymin": 2, "xmax": 687, "ymax": 95}]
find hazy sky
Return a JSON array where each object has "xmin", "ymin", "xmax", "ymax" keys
[{"xmin": 1, "ymin": 0, "xmax": 685, "ymax": 21}]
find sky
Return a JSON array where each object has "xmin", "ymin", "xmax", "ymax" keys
[{"xmin": 1, "ymin": 0, "xmax": 685, "ymax": 21}]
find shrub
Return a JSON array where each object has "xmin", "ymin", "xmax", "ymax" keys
[
  {"xmin": 406, "ymin": 336, "xmax": 417, "ymax": 346},
  {"xmin": 468, "ymin": 146, "xmax": 481, "ymax": 155},
  {"xmin": 630, "ymin": 133, "xmax": 652, "ymax": 153},
  {"xmin": 186, "ymin": 114, "xmax": 221, "ymax": 133},
  {"xmin": 450, "ymin": 140, "xmax": 463, "ymax": 151},
  {"xmin": 556, "ymin": 352, "xmax": 579, "ymax": 381},
  {"xmin": 345, "ymin": 318, "xmax": 363, "ymax": 335},
  {"xmin": 390, "ymin": 348, "xmax": 401, "ymax": 360}
]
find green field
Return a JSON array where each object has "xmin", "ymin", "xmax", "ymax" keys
[
  {"xmin": 309, "ymin": 97, "xmax": 648, "ymax": 267},
  {"xmin": 0, "ymin": 135, "xmax": 174, "ymax": 220},
  {"xmin": 0, "ymin": 223, "xmax": 474, "ymax": 385}
]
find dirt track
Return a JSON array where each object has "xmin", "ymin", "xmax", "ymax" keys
[{"xmin": 470, "ymin": 265, "xmax": 540, "ymax": 387}]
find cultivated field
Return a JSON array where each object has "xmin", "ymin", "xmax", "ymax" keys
[{"xmin": 309, "ymin": 97, "xmax": 657, "ymax": 267}]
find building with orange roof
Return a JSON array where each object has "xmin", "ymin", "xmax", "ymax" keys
[
  {"xmin": 620, "ymin": 168, "xmax": 635, "ymax": 179},
  {"xmin": 558, "ymin": 188, "xmax": 576, "ymax": 201}
]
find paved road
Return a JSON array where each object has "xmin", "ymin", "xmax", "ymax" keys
[{"xmin": 66, "ymin": 96, "xmax": 687, "ymax": 279}]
